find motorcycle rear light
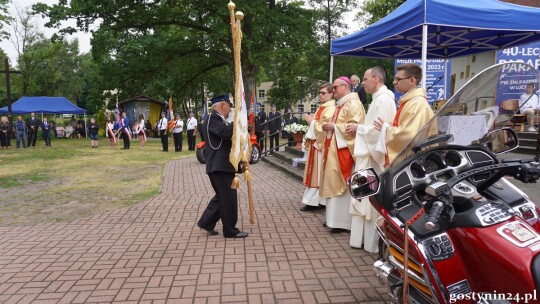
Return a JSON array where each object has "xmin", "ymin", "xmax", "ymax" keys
[{"xmin": 520, "ymin": 205, "xmax": 535, "ymax": 220}]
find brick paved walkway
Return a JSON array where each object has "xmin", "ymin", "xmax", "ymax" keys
[{"xmin": 0, "ymin": 158, "xmax": 387, "ymax": 303}]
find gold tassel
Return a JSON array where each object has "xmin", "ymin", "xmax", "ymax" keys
[
  {"xmin": 231, "ymin": 173, "xmax": 239, "ymax": 189},
  {"xmin": 244, "ymin": 168, "xmax": 251, "ymax": 182}
]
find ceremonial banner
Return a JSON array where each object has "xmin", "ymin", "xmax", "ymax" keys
[
  {"xmin": 229, "ymin": 13, "xmax": 250, "ymax": 169},
  {"xmin": 167, "ymin": 97, "xmax": 175, "ymax": 132},
  {"xmin": 248, "ymin": 89, "xmax": 255, "ymax": 133},
  {"xmin": 228, "ymin": 1, "xmax": 255, "ymax": 224},
  {"xmin": 230, "ymin": 64, "xmax": 250, "ymax": 168}
]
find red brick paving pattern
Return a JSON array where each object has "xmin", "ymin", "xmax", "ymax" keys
[{"xmin": 0, "ymin": 158, "xmax": 387, "ymax": 303}]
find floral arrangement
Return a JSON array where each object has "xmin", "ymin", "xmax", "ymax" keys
[{"xmin": 283, "ymin": 123, "xmax": 308, "ymax": 134}]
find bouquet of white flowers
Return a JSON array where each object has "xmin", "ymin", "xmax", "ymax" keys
[{"xmin": 283, "ymin": 123, "xmax": 308, "ymax": 134}]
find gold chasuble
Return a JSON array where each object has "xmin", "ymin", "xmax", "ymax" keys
[
  {"xmin": 386, "ymin": 88, "xmax": 434, "ymax": 164},
  {"xmin": 320, "ymin": 93, "xmax": 365, "ymax": 198},
  {"xmin": 303, "ymin": 100, "xmax": 336, "ymax": 188}
]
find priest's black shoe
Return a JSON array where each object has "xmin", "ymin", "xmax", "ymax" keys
[
  {"xmin": 225, "ymin": 231, "xmax": 249, "ymax": 238},
  {"xmin": 197, "ymin": 223, "xmax": 219, "ymax": 235},
  {"xmin": 330, "ymin": 228, "xmax": 348, "ymax": 234},
  {"xmin": 300, "ymin": 205, "xmax": 318, "ymax": 212}
]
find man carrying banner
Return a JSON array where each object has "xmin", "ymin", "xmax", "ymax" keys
[{"xmin": 197, "ymin": 95, "xmax": 248, "ymax": 238}]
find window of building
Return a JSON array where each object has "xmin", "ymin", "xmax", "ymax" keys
[
  {"xmin": 258, "ymin": 90, "xmax": 265, "ymax": 99},
  {"xmin": 466, "ymin": 65, "xmax": 471, "ymax": 78},
  {"xmin": 310, "ymin": 104, "xmax": 318, "ymax": 114},
  {"xmin": 297, "ymin": 104, "xmax": 304, "ymax": 113}
]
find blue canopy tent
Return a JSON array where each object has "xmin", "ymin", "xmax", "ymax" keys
[
  {"xmin": 0, "ymin": 96, "xmax": 86, "ymax": 114},
  {"xmin": 0, "ymin": 96, "xmax": 87, "ymax": 136},
  {"xmin": 330, "ymin": 0, "xmax": 540, "ymax": 87}
]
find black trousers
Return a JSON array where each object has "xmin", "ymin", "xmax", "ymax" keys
[
  {"xmin": 27, "ymin": 129, "xmax": 37, "ymax": 146},
  {"xmin": 269, "ymin": 132, "xmax": 279, "ymax": 152},
  {"xmin": 187, "ymin": 129, "xmax": 196, "ymax": 150},
  {"xmin": 288, "ymin": 135, "xmax": 295, "ymax": 146},
  {"xmin": 256, "ymin": 132, "xmax": 264, "ymax": 152},
  {"xmin": 43, "ymin": 132, "xmax": 51, "ymax": 146},
  {"xmin": 173, "ymin": 132, "xmax": 182, "ymax": 151},
  {"xmin": 160, "ymin": 130, "xmax": 168, "ymax": 151},
  {"xmin": 121, "ymin": 131, "xmax": 130, "ymax": 149},
  {"xmin": 197, "ymin": 172, "xmax": 239, "ymax": 237}
]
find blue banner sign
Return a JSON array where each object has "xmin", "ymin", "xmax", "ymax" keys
[
  {"xmin": 495, "ymin": 42, "xmax": 540, "ymax": 105},
  {"xmin": 394, "ymin": 59, "xmax": 451, "ymax": 105}
]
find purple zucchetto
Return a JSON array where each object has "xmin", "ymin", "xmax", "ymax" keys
[{"xmin": 338, "ymin": 76, "xmax": 351, "ymax": 85}]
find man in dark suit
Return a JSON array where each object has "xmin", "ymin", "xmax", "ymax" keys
[
  {"xmin": 284, "ymin": 112, "xmax": 299, "ymax": 146},
  {"xmin": 255, "ymin": 104, "xmax": 267, "ymax": 152},
  {"xmin": 41, "ymin": 117, "xmax": 52, "ymax": 146},
  {"xmin": 267, "ymin": 104, "xmax": 281, "ymax": 155},
  {"xmin": 120, "ymin": 111, "xmax": 131, "ymax": 149},
  {"xmin": 197, "ymin": 95, "xmax": 248, "ymax": 239},
  {"xmin": 26, "ymin": 112, "xmax": 39, "ymax": 147},
  {"xmin": 351, "ymin": 74, "xmax": 367, "ymax": 103}
]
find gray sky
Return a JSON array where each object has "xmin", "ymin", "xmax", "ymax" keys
[{"xmin": 1, "ymin": 0, "xmax": 92, "ymax": 63}]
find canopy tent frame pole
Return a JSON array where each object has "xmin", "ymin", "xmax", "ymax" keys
[
  {"xmin": 329, "ymin": 55, "xmax": 334, "ymax": 83},
  {"xmin": 84, "ymin": 111, "xmax": 88, "ymax": 138},
  {"xmin": 421, "ymin": 24, "xmax": 428, "ymax": 89},
  {"xmin": 444, "ymin": 58, "xmax": 448, "ymax": 98}
]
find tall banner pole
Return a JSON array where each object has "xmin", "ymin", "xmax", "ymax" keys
[{"xmin": 228, "ymin": 1, "xmax": 255, "ymax": 224}]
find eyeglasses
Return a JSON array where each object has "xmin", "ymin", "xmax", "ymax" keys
[
  {"xmin": 394, "ymin": 76, "xmax": 414, "ymax": 82},
  {"xmin": 333, "ymin": 84, "xmax": 346, "ymax": 90},
  {"xmin": 318, "ymin": 91, "xmax": 330, "ymax": 95}
]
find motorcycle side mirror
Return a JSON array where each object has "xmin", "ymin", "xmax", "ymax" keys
[
  {"xmin": 478, "ymin": 127, "xmax": 519, "ymax": 155},
  {"xmin": 347, "ymin": 168, "xmax": 380, "ymax": 200}
]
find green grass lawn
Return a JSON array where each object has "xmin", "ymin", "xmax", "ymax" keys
[{"xmin": 0, "ymin": 136, "xmax": 195, "ymax": 226}]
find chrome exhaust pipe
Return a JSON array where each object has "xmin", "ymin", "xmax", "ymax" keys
[
  {"xmin": 373, "ymin": 260, "xmax": 393, "ymax": 284},
  {"xmin": 374, "ymin": 260, "xmax": 403, "ymax": 304}
]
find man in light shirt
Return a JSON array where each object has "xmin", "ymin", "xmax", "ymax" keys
[
  {"xmin": 519, "ymin": 83, "xmax": 539, "ymax": 132},
  {"xmin": 158, "ymin": 112, "xmax": 169, "ymax": 152},
  {"xmin": 173, "ymin": 113, "xmax": 184, "ymax": 152},
  {"xmin": 186, "ymin": 111, "xmax": 198, "ymax": 151}
]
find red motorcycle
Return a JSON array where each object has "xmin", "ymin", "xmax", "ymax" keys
[
  {"xmin": 195, "ymin": 133, "xmax": 261, "ymax": 164},
  {"xmin": 348, "ymin": 62, "xmax": 540, "ymax": 304}
]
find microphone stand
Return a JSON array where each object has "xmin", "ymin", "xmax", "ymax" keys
[{"xmin": 426, "ymin": 76, "xmax": 444, "ymax": 92}]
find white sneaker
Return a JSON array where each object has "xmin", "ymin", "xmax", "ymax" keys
[{"xmin": 528, "ymin": 126, "xmax": 537, "ymax": 132}]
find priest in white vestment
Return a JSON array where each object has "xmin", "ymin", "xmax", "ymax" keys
[{"xmin": 346, "ymin": 67, "xmax": 396, "ymax": 252}]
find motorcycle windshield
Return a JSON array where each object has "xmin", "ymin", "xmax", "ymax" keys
[{"xmin": 391, "ymin": 62, "xmax": 539, "ymax": 167}]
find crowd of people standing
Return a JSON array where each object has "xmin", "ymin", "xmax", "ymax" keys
[{"xmin": 0, "ymin": 109, "xmax": 201, "ymax": 152}]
